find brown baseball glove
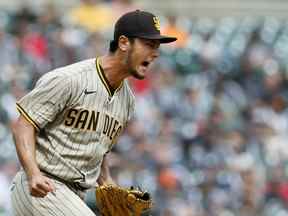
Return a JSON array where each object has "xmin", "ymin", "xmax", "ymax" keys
[{"xmin": 95, "ymin": 184, "xmax": 153, "ymax": 216}]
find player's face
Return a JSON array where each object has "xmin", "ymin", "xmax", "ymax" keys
[{"xmin": 127, "ymin": 38, "xmax": 160, "ymax": 80}]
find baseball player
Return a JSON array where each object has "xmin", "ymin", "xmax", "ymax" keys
[{"xmin": 10, "ymin": 10, "xmax": 176, "ymax": 215}]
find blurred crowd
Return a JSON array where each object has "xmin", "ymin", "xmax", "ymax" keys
[{"xmin": 1, "ymin": 0, "xmax": 288, "ymax": 216}]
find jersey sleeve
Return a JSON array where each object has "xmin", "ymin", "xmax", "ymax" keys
[{"xmin": 16, "ymin": 71, "xmax": 72, "ymax": 130}]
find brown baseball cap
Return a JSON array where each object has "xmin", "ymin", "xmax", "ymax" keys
[{"xmin": 113, "ymin": 10, "xmax": 177, "ymax": 44}]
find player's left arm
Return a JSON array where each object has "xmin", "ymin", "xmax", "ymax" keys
[{"xmin": 97, "ymin": 154, "xmax": 116, "ymax": 186}]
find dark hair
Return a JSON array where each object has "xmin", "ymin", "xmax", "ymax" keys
[
  {"xmin": 109, "ymin": 37, "xmax": 135, "ymax": 53},
  {"xmin": 109, "ymin": 40, "xmax": 118, "ymax": 53}
]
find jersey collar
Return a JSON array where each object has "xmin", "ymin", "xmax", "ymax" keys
[{"xmin": 95, "ymin": 57, "xmax": 123, "ymax": 97}]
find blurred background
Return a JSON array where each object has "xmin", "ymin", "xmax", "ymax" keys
[{"xmin": 1, "ymin": 0, "xmax": 288, "ymax": 215}]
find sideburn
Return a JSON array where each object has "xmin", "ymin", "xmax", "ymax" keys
[{"xmin": 127, "ymin": 46, "xmax": 145, "ymax": 80}]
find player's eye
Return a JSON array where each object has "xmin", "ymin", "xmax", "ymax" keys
[{"xmin": 144, "ymin": 41, "xmax": 159, "ymax": 49}]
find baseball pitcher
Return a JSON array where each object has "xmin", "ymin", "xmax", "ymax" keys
[{"xmin": 10, "ymin": 10, "xmax": 176, "ymax": 215}]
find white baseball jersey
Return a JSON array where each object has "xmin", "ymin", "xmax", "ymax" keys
[{"xmin": 16, "ymin": 58, "xmax": 135, "ymax": 188}]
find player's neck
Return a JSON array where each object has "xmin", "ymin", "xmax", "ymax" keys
[{"xmin": 98, "ymin": 54, "xmax": 129, "ymax": 89}]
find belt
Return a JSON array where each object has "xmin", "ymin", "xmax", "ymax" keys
[{"xmin": 40, "ymin": 169, "xmax": 88, "ymax": 192}]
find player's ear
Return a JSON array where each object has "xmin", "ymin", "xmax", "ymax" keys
[{"xmin": 118, "ymin": 35, "xmax": 131, "ymax": 52}]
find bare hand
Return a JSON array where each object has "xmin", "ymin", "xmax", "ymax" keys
[{"xmin": 28, "ymin": 173, "xmax": 56, "ymax": 197}]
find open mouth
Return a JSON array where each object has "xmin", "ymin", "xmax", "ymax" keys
[{"xmin": 141, "ymin": 61, "xmax": 150, "ymax": 67}]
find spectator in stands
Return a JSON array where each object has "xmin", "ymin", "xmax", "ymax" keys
[
  {"xmin": 162, "ymin": 15, "xmax": 189, "ymax": 48},
  {"xmin": 68, "ymin": 0, "xmax": 113, "ymax": 32},
  {"xmin": 110, "ymin": 0, "xmax": 138, "ymax": 22}
]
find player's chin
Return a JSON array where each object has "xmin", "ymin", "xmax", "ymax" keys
[{"xmin": 130, "ymin": 69, "xmax": 145, "ymax": 80}]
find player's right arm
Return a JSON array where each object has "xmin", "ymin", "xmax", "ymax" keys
[
  {"xmin": 11, "ymin": 115, "xmax": 55, "ymax": 197},
  {"xmin": 12, "ymin": 70, "xmax": 72, "ymax": 197}
]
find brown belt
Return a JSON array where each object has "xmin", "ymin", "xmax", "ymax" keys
[{"xmin": 40, "ymin": 169, "xmax": 88, "ymax": 192}]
